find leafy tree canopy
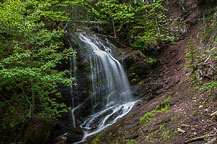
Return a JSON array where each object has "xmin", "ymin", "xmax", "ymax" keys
[
  {"xmin": 0, "ymin": 0, "xmax": 87, "ymax": 130},
  {"xmin": 90, "ymin": 0, "xmax": 170, "ymax": 52}
]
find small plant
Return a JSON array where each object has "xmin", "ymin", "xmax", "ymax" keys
[
  {"xmin": 192, "ymin": 110, "xmax": 197, "ymax": 116},
  {"xmin": 189, "ymin": 133, "xmax": 195, "ymax": 138},
  {"xmin": 174, "ymin": 115, "xmax": 178, "ymax": 120},
  {"xmin": 202, "ymin": 95, "xmax": 212, "ymax": 107},
  {"xmin": 184, "ymin": 37, "xmax": 199, "ymax": 73},
  {"xmin": 171, "ymin": 40, "xmax": 176, "ymax": 45},
  {"xmin": 130, "ymin": 73, "xmax": 139, "ymax": 83},
  {"xmin": 140, "ymin": 96, "xmax": 170, "ymax": 124},
  {"xmin": 126, "ymin": 139, "xmax": 136, "ymax": 144},
  {"xmin": 146, "ymin": 57, "xmax": 158, "ymax": 65},
  {"xmin": 160, "ymin": 123, "xmax": 165, "ymax": 130},
  {"xmin": 162, "ymin": 130, "xmax": 170, "ymax": 139},
  {"xmin": 140, "ymin": 111, "xmax": 155, "ymax": 124},
  {"xmin": 200, "ymin": 81, "xmax": 216, "ymax": 107},
  {"xmin": 92, "ymin": 136, "xmax": 100, "ymax": 144},
  {"xmin": 204, "ymin": 135, "xmax": 211, "ymax": 140},
  {"xmin": 147, "ymin": 129, "xmax": 158, "ymax": 139},
  {"xmin": 174, "ymin": 130, "xmax": 178, "ymax": 135},
  {"xmin": 146, "ymin": 123, "xmax": 165, "ymax": 139},
  {"xmin": 200, "ymin": 81, "xmax": 217, "ymax": 96}
]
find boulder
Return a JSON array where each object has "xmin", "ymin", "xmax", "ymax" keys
[{"xmin": 66, "ymin": 127, "xmax": 84, "ymax": 143}]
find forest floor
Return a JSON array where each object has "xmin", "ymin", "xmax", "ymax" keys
[{"xmin": 87, "ymin": 1, "xmax": 217, "ymax": 144}]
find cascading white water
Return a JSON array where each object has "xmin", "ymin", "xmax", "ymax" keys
[
  {"xmin": 77, "ymin": 33, "xmax": 137, "ymax": 141},
  {"xmin": 69, "ymin": 53, "xmax": 77, "ymax": 128},
  {"xmin": 67, "ymin": 31, "xmax": 78, "ymax": 128}
]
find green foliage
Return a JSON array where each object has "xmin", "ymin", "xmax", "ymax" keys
[
  {"xmin": 92, "ymin": 0, "xmax": 134, "ymax": 31},
  {"xmin": 201, "ymin": 7, "xmax": 217, "ymax": 43},
  {"xmin": 162, "ymin": 130, "xmax": 170, "ymax": 139},
  {"xmin": 91, "ymin": 136, "xmax": 100, "ymax": 144},
  {"xmin": 126, "ymin": 138, "xmax": 136, "ymax": 144},
  {"xmin": 146, "ymin": 123, "xmax": 165, "ymax": 139},
  {"xmin": 174, "ymin": 130, "xmax": 178, "ymax": 135},
  {"xmin": 184, "ymin": 37, "xmax": 199, "ymax": 72},
  {"xmin": 204, "ymin": 135, "xmax": 211, "ymax": 140},
  {"xmin": 145, "ymin": 57, "xmax": 158, "ymax": 65},
  {"xmin": 130, "ymin": 73, "xmax": 138, "ymax": 83},
  {"xmin": 90, "ymin": 0, "xmax": 170, "ymax": 52},
  {"xmin": 201, "ymin": 81, "xmax": 217, "ymax": 94},
  {"xmin": 140, "ymin": 111, "xmax": 154, "ymax": 124},
  {"xmin": 184, "ymin": 14, "xmax": 216, "ymax": 97},
  {"xmin": 0, "ymin": 0, "xmax": 83, "ymax": 130},
  {"xmin": 130, "ymin": 1, "xmax": 169, "ymax": 50},
  {"xmin": 171, "ymin": 40, "xmax": 176, "ymax": 45},
  {"xmin": 140, "ymin": 96, "xmax": 170, "ymax": 124},
  {"xmin": 188, "ymin": 7, "xmax": 217, "ymax": 86},
  {"xmin": 200, "ymin": 81, "xmax": 217, "ymax": 107}
]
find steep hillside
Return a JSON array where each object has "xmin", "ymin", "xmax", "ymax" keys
[{"xmin": 87, "ymin": 1, "xmax": 217, "ymax": 144}]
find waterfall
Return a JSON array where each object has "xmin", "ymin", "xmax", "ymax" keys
[
  {"xmin": 69, "ymin": 54, "xmax": 77, "ymax": 128},
  {"xmin": 76, "ymin": 33, "xmax": 137, "ymax": 141},
  {"xmin": 67, "ymin": 31, "xmax": 78, "ymax": 128}
]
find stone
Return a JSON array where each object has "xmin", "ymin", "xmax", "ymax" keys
[
  {"xmin": 211, "ymin": 111, "xmax": 217, "ymax": 116},
  {"xmin": 177, "ymin": 128, "xmax": 186, "ymax": 133},
  {"xmin": 66, "ymin": 127, "xmax": 84, "ymax": 143},
  {"xmin": 181, "ymin": 124, "xmax": 191, "ymax": 127},
  {"xmin": 193, "ymin": 132, "xmax": 197, "ymax": 135}
]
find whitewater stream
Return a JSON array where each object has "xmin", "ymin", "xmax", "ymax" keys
[{"xmin": 68, "ymin": 33, "xmax": 137, "ymax": 143}]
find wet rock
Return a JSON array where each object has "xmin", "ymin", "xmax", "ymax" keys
[
  {"xmin": 66, "ymin": 127, "xmax": 84, "ymax": 143},
  {"xmin": 51, "ymin": 122, "xmax": 67, "ymax": 141}
]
